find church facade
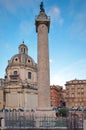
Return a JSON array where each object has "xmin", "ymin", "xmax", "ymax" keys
[{"xmin": 4, "ymin": 43, "xmax": 38, "ymax": 111}]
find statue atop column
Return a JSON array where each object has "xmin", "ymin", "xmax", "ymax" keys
[{"xmin": 40, "ymin": 2, "xmax": 45, "ymax": 12}]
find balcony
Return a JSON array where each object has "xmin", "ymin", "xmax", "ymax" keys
[{"xmin": 9, "ymin": 74, "xmax": 19, "ymax": 81}]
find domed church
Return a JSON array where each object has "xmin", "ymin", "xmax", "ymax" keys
[{"xmin": 4, "ymin": 42, "xmax": 38, "ymax": 111}]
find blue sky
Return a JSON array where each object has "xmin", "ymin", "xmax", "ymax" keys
[{"xmin": 0, "ymin": 0, "xmax": 86, "ymax": 88}]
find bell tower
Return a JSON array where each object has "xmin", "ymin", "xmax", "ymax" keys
[{"xmin": 35, "ymin": 2, "xmax": 51, "ymax": 110}]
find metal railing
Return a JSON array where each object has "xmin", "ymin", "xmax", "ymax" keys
[
  {"xmin": 0, "ymin": 111, "xmax": 85, "ymax": 129},
  {"xmin": 4, "ymin": 111, "xmax": 68, "ymax": 128},
  {"xmin": 67, "ymin": 111, "xmax": 85, "ymax": 130}
]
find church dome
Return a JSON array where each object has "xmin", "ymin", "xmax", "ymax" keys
[
  {"xmin": 5, "ymin": 42, "xmax": 37, "ymax": 84},
  {"xmin": 7, "ymin": 42, "xmax": 37, "ymax": 69}
]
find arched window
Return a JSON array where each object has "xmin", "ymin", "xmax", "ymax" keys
[
  {"xmin": 28, "ymin": 72, "xmax": 31, "ymax": 79},
  {"xmin": 21, "ymin": 48, "xmax": 23, "ymax": 53},
  {"xmin": 14, "ymin": 71, "xmax": 18, "ymax": 75},
  {"xmin": 24, "ymin": 48, "xmax": 25, "ymax": 53}
]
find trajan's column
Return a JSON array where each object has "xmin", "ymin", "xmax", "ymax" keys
[{"xmin": 35, "ymin": 2, "xmax": 51, "ymax": 110}]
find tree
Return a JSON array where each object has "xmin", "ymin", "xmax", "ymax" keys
[{"xmin": 58, "ymin": 107, "xmax": 69, "ymax": 117}]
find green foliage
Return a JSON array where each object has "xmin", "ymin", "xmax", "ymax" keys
[{"xmin": 58, "ymin": 107, "xmax": 69, "ymax": 117}]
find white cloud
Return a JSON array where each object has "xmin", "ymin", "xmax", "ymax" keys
[
  {"xmin": 53, "ymin": 7, "xmax": 60, "ymax": 16},
  {"xmin": 50, "ymin": 58, "xmax": 86, "ymax": 88},
  {"xmin": 48, "ymin": 6, "xmax": 63, "ymax": 25},
  {"xmin": 49, "ymin": 59, "xmax": 53, "ymax": 63},
  {"xmin": 48, "ymin": 6, "xmax": 60, "ymax": 18}
]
